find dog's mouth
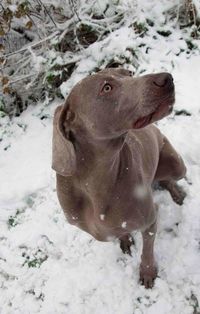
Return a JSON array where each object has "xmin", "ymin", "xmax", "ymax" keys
[{"xmin": 133, "ymin": 96, "xmax": 175, "ymax": 129}]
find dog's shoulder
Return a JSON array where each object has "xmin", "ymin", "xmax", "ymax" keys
[{"xmin": 127, "ymin": 125, "xmax": 164, "ymax": 150}]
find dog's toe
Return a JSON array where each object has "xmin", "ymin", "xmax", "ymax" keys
[{"xmin": 140, "ymin": 265, "xmax": 157, "ymax": 289}]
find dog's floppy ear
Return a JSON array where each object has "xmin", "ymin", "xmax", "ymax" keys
[{"xmin": 52, "ymin": 104, "xmax": 76, "ymax": 176}]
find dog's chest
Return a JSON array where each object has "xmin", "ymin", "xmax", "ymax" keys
[
  {"xmin": 81, "ymin": 170, "xmax": 155, "ymax": 233},
  {"xmin": 57, "ymin": 169, "xmax": 156, "ymax": 241}
]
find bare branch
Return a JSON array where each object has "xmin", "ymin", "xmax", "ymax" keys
[
  {"xmin": 7, "ymin": 73, "xmax": 38, "ymax": 85},
  {"xmin": 2, "ymin": 31, "xmax": 60, "ymax": 58},
  {"xmin": 69, "ymin": 0, "xmax": 81, "ymax": 22},
  {"xmin": 37, "ymin": 0, "xmax": 58, "ymax": 28}
]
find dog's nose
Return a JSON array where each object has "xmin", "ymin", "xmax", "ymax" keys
[{"xmin": 153, "ymin": 73, "xmax": 174, "ymax": 89}]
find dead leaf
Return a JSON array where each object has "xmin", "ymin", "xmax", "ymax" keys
[
  {"xmin": 0, "ymin": 26, "xmax": 5, "ymax": 36},
  {"xmin": 0, "ymin": 44, "xmax": 5, "ymax": 51},
  {"xmin": 3, "ymin": 86, "xmax": 11, "ymax": 94},
  {"xmin": 0, "ymin": 58, "xmax": 6, "ymax": 66},
  {"xmin": 2, "ymin": 77, "xmax": 9, "ymax": 86},
  {"xmin": 25, "ymin": 20, "xmax": 33, "ymax": 29}
]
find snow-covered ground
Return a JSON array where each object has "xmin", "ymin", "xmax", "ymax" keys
[{"xmin": 1, "ymin": 2, "xmax": 200, "ymax": 313}]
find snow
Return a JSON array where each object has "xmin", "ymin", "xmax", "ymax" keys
[
  {"xmin": 100, "ymin": 214, "xmax": 105, "ymax": 221},
  {"xmin": 1, "ymin": 2, "xmax": 200, "ymax": 313},
  {"xmin": 134, "ymin": 185, "xmax": 148, "ymax": 199},
  {"xmin": 122, "ymin": 222, "xmax": 127, "ymax": 228}
]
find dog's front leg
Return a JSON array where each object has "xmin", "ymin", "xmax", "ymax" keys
[{"xmin": 140, "ymin": 220, "xmax": 157, "ymax": 288}]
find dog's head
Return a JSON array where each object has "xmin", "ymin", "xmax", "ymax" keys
[{"xmin": 52, "ymin": 68, "xmax": 175, "ymax": 176}]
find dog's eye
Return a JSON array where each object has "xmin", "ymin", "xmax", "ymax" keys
[{"xmin": 102, "ymin": 83, "xmax": 112, "ymax": 93}]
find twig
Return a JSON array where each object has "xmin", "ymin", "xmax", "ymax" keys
[
  {"xmin": 50, "ymin": 58, "xmax": 80, "ymax": 71},
  {"xmin": 28, "ymin": 12, "xmax": 44, "ymax": 21},
  {"xmin": 26, "ymin": 13, "xmax": 42, "ymax": 39},
  {"xmin": 37, "ymin": 0, "xmax": 58, "ymax": 28},
  {"xmin": 12, "ymin": 58, "xmax": 31, "ymax": 76},
  {"xmin": 7, "ymin": 73, "xmax": 38, "ymax": 85},
  {"xmin": 0, "ymin": 3, "xmax": 5, "ymax": 11},
  {"xmin": 2, "ymin": 31, "xmax": 60, "ymax": 58},
  {"xmin": 76, "ymin": 20, "xmax": 108, "ymax": 31},
  {"xmin": 69, "ymin": 0, "xmax": 81, "ymax": 22},
  {"xmin": 1, "ymin": 56, "xmax": 30, "ymax": 70}
]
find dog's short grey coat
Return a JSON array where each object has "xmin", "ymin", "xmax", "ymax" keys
[{"xmin": 52, "ymin": 68, "xmax": 186, "ymax": 288}]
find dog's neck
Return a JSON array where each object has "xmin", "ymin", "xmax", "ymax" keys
[{"xmin": 69, "ymin": 127, "xmax": 128, "ymax": 178}]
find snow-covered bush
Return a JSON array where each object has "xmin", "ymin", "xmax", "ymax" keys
[{"xmin": 0, "ymin": 0, "xmax": 200, "ymax": 116}]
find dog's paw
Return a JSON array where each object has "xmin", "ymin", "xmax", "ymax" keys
[
  {"xmin": 169, "ymin": 184, "xmax": 186, "ymax": 205},
  {"xmin": 119, "ymin": 234, "xmax": 134, "ymax": 256},
  {"xmin": 139, "ymin": 264, "xmax": 158, "ymax": 289},
  {"xmin": 158, "ymin": 180, "xmax": 187, "ymax": 206}
]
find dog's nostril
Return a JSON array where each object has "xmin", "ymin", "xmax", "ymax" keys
[{"xmin": 153, "ymin": 73, "xmax": 173, "ymax": 88}]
